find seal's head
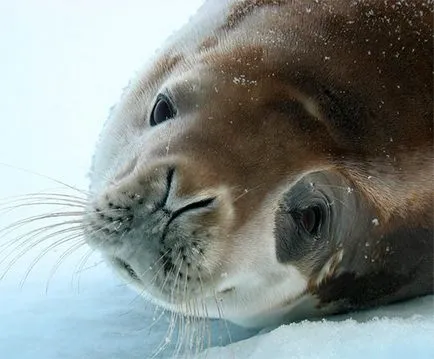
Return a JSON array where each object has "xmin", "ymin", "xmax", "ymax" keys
[{"xmin": 85, "ymin": 0, "xmax": 433, "ymax": 327}]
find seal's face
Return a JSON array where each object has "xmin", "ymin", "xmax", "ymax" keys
[
  {"xmin": 86, "ymin": 56, "xmax": 327, "ymax": 327},
  {"xmin": 85, "ymin": 0, "xmax": 433, "ymax": 327}
]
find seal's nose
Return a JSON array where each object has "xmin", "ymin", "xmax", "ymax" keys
[
  {"xmin": 149, "ymin": 166, "xmax": 217, "ymax": 223},
  {"xmin": 85, "ymin": 162, "xmax": 221, "ymax": 247},
  {"xmin": 151, "ymin": 167, "xmax": 175, "ymax": 212}
]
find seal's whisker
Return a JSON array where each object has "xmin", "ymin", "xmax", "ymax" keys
[
  {"xmin": 152, "ymin": 307, "xmax": 177, "ymax": 358},
  {"xmin": 175, "ymin": 257, "xmax": 189, "ymax": 356},
  {"xmin": 21, "ymin": 233, "xmax": 84, "ymax": 286},
  {"xmin": 146, "ymin": 249, "xmax": 172, "ymax": 277},
  {"xmin": 0, "ymin": 223, "xmax": 84, "ymax": 265},
  {"xmin": 189, "ymin": 300, "xmax": 198, "ymax": 356},
  {"xmin": 74, "ymin": 258, "xmax": 105, "ymax": 274},
  {"xmin": 0, "ymin": 223, "xmax": 84, "ymax": 271},
  {"xmin": 44, "ymin": 239, "xmax": 87, "ymax": 293},
  {"xmin": 181, "ymin": 312, "xmax": 193, "ymax": 357},
  {"xmin": 197, "ymin": 302, "xmax": 207, "ymax": 356},
  {"xmin": 165, "ymin": 252, "xmax": 184, "ymax": 357},
  {"xmin": 150, "ymin": 255, "xmax": 171, "ymax": 292},
  {"xmin": 10, "ymin": 227, "xmax": 84, "ymax": 267},
  {"xmin": 0, "ymin": 192, "xmax": 88, "ymax": 207},
  {"xmin": 0, "ymin": 196, "xmax": 87, "ymax": 231},
  {"xmin": 214, "ymin": 293, "xmax": 233, "ymax": 348},
  {"xmin": 181, "ymin": 267, "xmax": 193, "ymax": 357},
  {"xmin": 146, "ymin": 306, "xmax": 167, "ymax": 333},
  {"xmin": 173, "ymin": 313, "xmax": 184, "ymax": 356},
  {"xmin": 189, "ymin": 298, "xmax": 201, "ymax": 356},
  {"xmin": 0, "ymin": 162, "xmax": 90, "ymax": 196},
  {"xmin": 150, "ymin": 255, "xmax": 180, "ymax": 358},
  {"xmin": 197, "ymin": 272, "xmax": 211, "ymax": 355},
  {"xmin": 19, "ymin": 233, "xmax": 85, "ymax": 288},
  {"xmin": 153, "ymin": 253, "xmax": 177, "ymax": 301},
  {"xmin": 0, "ymin": 218, "xmax": 84, "ymax": 255},
  {"xmin": 0, "ymin": 220, "xmax": 82, "ymax": 253},
  {"xmin": 0, "ymin": 200, "xmax": 87, "ymax": 216},
  {"xmin": 190, "ymin": 282, "xmax": 201, "ymax": 355},
  {"xmin": 0, "ymin": 211, "xmax": 85, "ymax": 240},
  {"xmin": 169, "ymin": 312, "xmax": 181, "ymax": 357},
  {"xmin": 73, "ymin": 247, "xmax": 96, "ymax": 292},
  {"xmin": 2, "ymin": 230, "xmax": 83, "ymax": 285},
  {"xmin": 127, "ymin": 251, "xmax": 167, "ymax": 302},
  {"xmin": 170, "ymin": 252, "xmax": 183, "ymax": 303}
]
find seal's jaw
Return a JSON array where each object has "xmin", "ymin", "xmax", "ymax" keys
[{"xmin": 105, "ymin": 229, "xmax": 311, "ymax": 328}]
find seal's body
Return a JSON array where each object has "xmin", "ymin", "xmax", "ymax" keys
[{"xmin": 85, "ymin": 0, "xmax": 433, "ymax": 327}]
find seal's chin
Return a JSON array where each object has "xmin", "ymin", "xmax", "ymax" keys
[
  {"xmin": 108, "ymin": 254, "xmax": 233, "ymax": 305},
  {"xmin": 104, "ymin": 246, "xmax": 310, "ymax": 328}
]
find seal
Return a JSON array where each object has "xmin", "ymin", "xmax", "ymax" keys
[{"xmin": 85, "ymin": 0, "xmax": 433, "ymax": 328}]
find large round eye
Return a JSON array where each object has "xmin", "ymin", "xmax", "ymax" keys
[
  {"xmin": 150, "ymin": 94, "xmax": 176, "ymax": 126},
  {"xmin": 299, "ymin": 206, "xmax": 322, "ymax": 236}
]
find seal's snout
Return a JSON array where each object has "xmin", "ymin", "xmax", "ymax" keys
[
  {"xmin": 86, "ymin": 162, "xmax": 221, "ymax": 240},
  {"xmin": 84, "ymin": 159, "xmax": 235, "ymax": 301}
]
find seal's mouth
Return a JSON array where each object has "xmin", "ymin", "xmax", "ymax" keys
[
  {"xmin": 112, "ymin": 255, "xmax": 236, "ymax": 298},
  {"xmin": 114, "ymin": 258, "xmax": 140, "ymax": 282},
  {"xmin": 218, "ymin": 286, "xmax": 235, "ymax": 294}
]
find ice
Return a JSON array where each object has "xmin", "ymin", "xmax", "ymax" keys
[{"xmin": 200, "ymin": 300, "xmax": 434, "ymax": 359}]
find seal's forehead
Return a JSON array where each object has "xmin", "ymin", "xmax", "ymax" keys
[
  {"xmin": 130, "ymin": 44, "xmax": 288, "ymax": 118},
  {"xmin": 129, "ymin": 53, "xmax": 186, "ymax": 99}
]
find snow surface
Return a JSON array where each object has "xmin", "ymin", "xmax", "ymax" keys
[{"xmin": 0, "ymin": 1, "xmax": 433, "ymax": 358}]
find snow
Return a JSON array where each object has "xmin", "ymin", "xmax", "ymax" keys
[
  {"xmin": 0, "ymin": 1, "xmax": 433, "ymax": 358},
  {"xmin": 202, "ymin": 297, "xmax": 434, "ymax": 359}
]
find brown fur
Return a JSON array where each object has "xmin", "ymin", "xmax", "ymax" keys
[{"xmin": 90, "ymin": 0, "xmax": 433, "ymax": 325}]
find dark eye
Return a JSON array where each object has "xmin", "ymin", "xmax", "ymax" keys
[
  {"xmin": 299, "ymin": 206, "xmax": 322, "ymax": 236},
  {"xmin": 150, "ymin": 94, "xmax": 176, "ymax": 126}
]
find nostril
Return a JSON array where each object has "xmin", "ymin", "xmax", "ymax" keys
[
  {"xmin": 162, "ymin": 197, "xmax": 216, "ymax": 239},
  {"xmin": 179, "ymin": 197, "xmax": 216, "ymax": 213},
  {"xmin": 153, "ymin": 167, "xmax": 176, "ymax": 211},
  {"xmin": 163, "ymin": 167, "xmax": 175, "ymax": 205},
  {"xmin": 171, "ymin": 197, "xmax": 216, "ymax": 219}
]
